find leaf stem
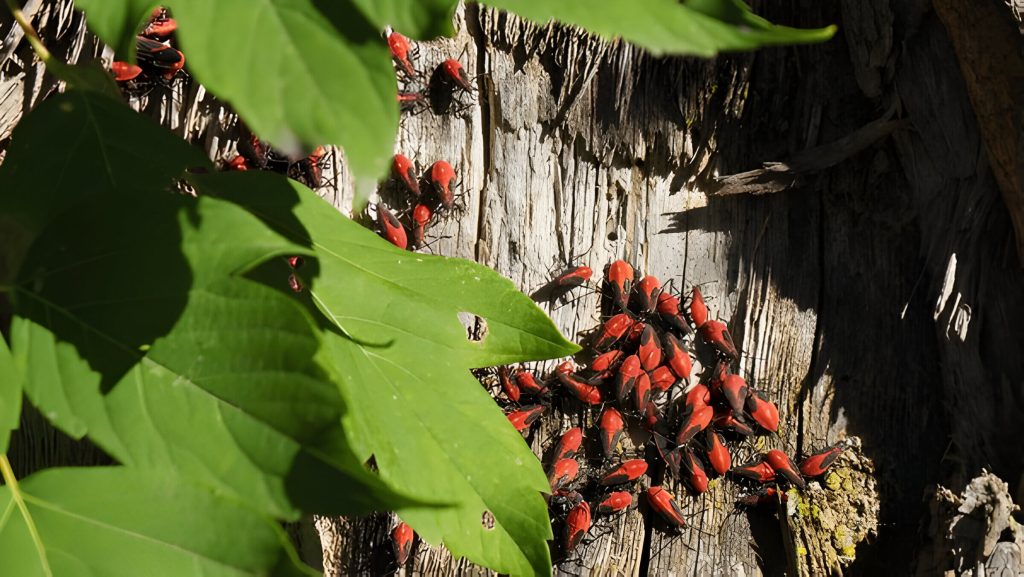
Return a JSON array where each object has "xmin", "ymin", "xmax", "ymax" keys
[
  {"xmin": 0, "ymin": 454, "xmax": 52, "ymax": 576},
  {"xmin": 4, "ymin": 0, "xmax": 53, "ymax": 65}
]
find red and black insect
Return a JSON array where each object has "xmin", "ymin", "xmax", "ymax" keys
[
  {"xmin": 498, "ymin": 366, "xmax": 520, "ymax": 402},
  {"xmin": 799, "ymin": 441, "xmax": 849, "ymax": 478},
  {"xmin": 556, "ymin": 368, "xmax": 603, "ymax": 406},
  {"xmin": 440, "ymin": 58, "xmax": 473, "ymax": 92},
  {"xmin": 682, "ymin": 447, "xmax": 709, "ymax": 493},
  {"xmin": 657, "ymin": 291, "xmax": 693, "ymax": 336},
  {"xmin": 633, "ymin": 371, "xmax": 652, "ymax": 413},
  {"xmin": 605, "ymin": 260, "xmax": 634, "ymax": 312},
  {"xmin": 648, "ymin": 366, "xmax": 676, "ymax": 394},
  {"xmin": 549, "ymin": 458, "xmax": 580, "ymax": 492},
  {"xmin": 397, "ymin": 90, "xmax": 427, "ymax": 113},
  {"xmin": 714, "ymin": 412, "xmax": 755, "ymax": 437},
  {"xmin": 705, "ymin": 429, "xmax": 731, "ymax": 476},
  {"xmin": 290, "ymin": 145, "xmax": 327, "ymax": 189},
  {"xmin": 720, "ymin": 373, "xmax": 749, "ymax": 416},
  {"xmin": 392, "ymin": 154, "xmax": 420, "ymax": 196},
  {"xmin": 224, "ymin": 154, "xmax": 249, "ymax": 172},
  {"xmin": 737, "ymin": 487, "xmax": 787, "ymax": 508},
  {"xmin": 376, "ymin": 204, "xmax": 408, "ymax": 250},
  {"xmin": 653, "ymin": 433, "xmax": 683, "ymax": 478},
  {"xmin": 594, "ymin": 313, "xmax": 634, "ymax": 351},
  {"xmin": 507, "ymin": 404, "xmax": 545, "ymax": 432},
  {"xmin": 599, "ymin": 459, "xmax": 648, "ymax": 486},
  {"xmin": 589, "ymin": 349, "xmax": 624, "ymax": 380},
  {"xmin": 596, "ymin": 491, "xmax": 633, "ymax": 515},
  {"xmin": 387, "ymin": 31, "xmax": 417, "ymax": 77},
  {"xmin": 661, "ymin": 332, "xmax": 693, "ymax": 383},
  {"xmin": 288, "ymin": 273, "xmax": 303, "ymax": 293},
  {"xmin": 700, "ymin": 319, "xmax": 739, "ymax": 361},
  {"xmin": 514, "ymin": 370, "xmax": 549, "ymax": 397},
  {"xmin": 730, "ymin": 459, "xmax": 776, "ymax": 484},
  {"xmin": 287, "ymin": 256, "xmax": 304, "ymax": 269},
  {"xmin": 111, "ymin": 61, "xmax": 143, "ymax": 82},
  {"xmin": 429, "ymin": 160, "xmax": 457, "ymax": 210},
  {"xmin": 392, "ymin": 521, "xmax": 415, "ymax": 566},
  {"xmin": 633, "ymin": 275, "xmax": 662, "ymax": 314},
  {"xmin": 599, "ymin": 407, "xmax": 624, "ymax": 459},
  {"xmin": 552, "ymin": 428, "xmax": 584, "ymax": 461},
  {"xmin": 142, "ymin": 7, "xmax": 177, "ymax": 39},
  {"xmin": 410, "ymin": 204, "xmax": 433, "ymax": 249},
  {"xmin": 745, "ymin": 390, "xmax": 779, "ymax": 433},
  {"xmin": 646, "ymin": 486, "xmax": 686, "ymax": 528},
  {"xmin": 765, "ymin": 449, "xmax": 806, "ymax": 488},
  {"xmin": 564, "ymin": 501, "xmax": 591, "ymax": 552},
  {"xmin": 675, "ymin": 404, "xmax": 712, "ymax": 446},
  {"xmin": 136, "ymin": 36, "xmax": 185, "ymax": 79},
  {"xmin": 686, "ymin": 383, "xmax": 711, "ymax": 409},
  {"xmin": 638, "ymin": 324, "xmax": 662, "ymax": 372},
  {"xmin": 689, "ymin": 286, "xmax": 709, "ymax": 328},
  {"xmin": 553, "ymin": 265, "xmax": 593, "ymax": 289}
]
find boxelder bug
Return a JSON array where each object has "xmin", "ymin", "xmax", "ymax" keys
[
  {"xmin": 514, "ymin": 370, "xmax": 548, "ymax": 396},
  {"xmin": 552, "ymin": 266, "xmax": 593, "ymax": 289},
  {"xmin": 594, "ymin": 313, "xmax": 634, "ymax": 350},
  {"xmin": 287, "ymin": 274, "xmax": 303, "ymax": 293},
  {"xmin": 142, "ymin": 7, "xmax": 177, "ymax": 39},
  {"xmin": 589, "ymin": 349, "xmax": 624, "ymax": 380},
  {"xmin": 799, "ymin": 441, "xmax": 849, "ymax": 477},
  {"xmin": 675, "ymin": 404, "xmax": 712, "ymax": 446},
  {"xmin": 605, "ymin": 260, "xmax": 634, "ymax": 312},
  {"xmin": 689, "ymin": 286, "xmax": 709, "ymax": 328},
  {"xmin": 745, "ymin": 390, "xmax": 779, "ymax": 433},
  {"xmin": 648, "ymin": 366, "xmax": 676, "ymax": 394},
  {"xmin": 552, "ymin": 427, "xmax": 583, "ymax": 461},
  {"xmin": 498, "ymin": 366, "xmax": 520, "ymax": 402},
  {"xmin": 701, "ymin": 319, "xmax": 739, "ymax": 361},
  {"xmin": 765, "ymin": 449, "xmax": 806, "ymax": 488},
  {"xmin": 638, "ymin": 324, "xmax": 662, "ymax": 371},
  {"xmin": 429, "ymin": 160, "xmax": 457, "ymax": 210},
  {"xmin": 397, "ymin": 91, "xmax": 427, "ymax": 113},
  {"xmin": 549, "ymin": 458, "xmax": 580, "ymax": 492},
  {"xmin": 564, "ymin": 501, "xmax": 591, "ymax": 552},
  {"xmin": 686, "ymin": 383, "xmax": 711, "ymax": 409},
  {"xmin": 599, "ymin": 459, "xmax": 648, "ymax": 486},
  {"xmin": 714, "ymin": 411, "xmax": 755, "ymax": 437},
  {"xmin": 596, "ymin": 491, "xmax": 633, "ymax": 515},
  {"xmin": 653, "ymin": 434, "xmax": 683, "ymax": 478},
  {"xmin": 507, "ymin": 405, "xmax": 545, "ymax": 432},
  {"xmin": 599, "ymin": 407, "xmax": 625, "ymax": 458},
  {"xmin": 440, "ymin": 58, "xmax": 474, "ymax": 92},
  {"xmin": 633, "ymin": 372, "xmax": 652, "ymax": 412},
  {"xmin": 136, "ymin": 36, "xmax": 185, "ymax": 79},
  {"xmin": 392, "ymin": 521, "xmax": 414, "ymax": 565},
  {"xmin": 705, "ymin": 429, "xmax": 731, "ymax": 476},
  {"xmin": 720, "ymin": 374, "xmax": 749, "ymax": 415},
  {"xmin": 730, "ymin": 459, "xmax": 776, "ymax": 484},
  {"xmin": 111, "ymin": 61, "xmax": 143, "ymax": 82},
  {"xmin": 411, "ymin": 204, "xmax": 433, "ymax": 249},
  {"xmin": 662, "ymin": 333, "xmax": 693, "ymax": 382},
  {"xmin": 682, "ymin": 447, "xmax": 709, "ymax": 493},
  {"xmin": 225, "ymin": 154, "xmax": 249, "ymax": 171},
  {"xmin": 558, "ymin": 371, "xmax": 603, "ymax": 405},
  {"xmin": 646, "ymin": 486, "xmax": 686, "ymax": 528},
  {"xmin": 376, "ymin": 204, "xmax": 408, "ymax": 250},
  {"xmin": 633, "ymin": 275, "xmax": 662, "ymax": 314},
  {"xmin": 613, "ymin": 354, "xmax": 642, "ymax": 405},
  {"xmin": 387, "ymin": 31, "xmax": 416, "ymax": 77},
  {"xmin": 657, "ymin": 291, "xmax": 693, "ymax": 336},
  {"xmin": 393, "ymin": 154, "xmax": 420, "ymax": 196},
  {"xmin": 738, "ymin": 486, "xmax": 787, "ymax": 508}
]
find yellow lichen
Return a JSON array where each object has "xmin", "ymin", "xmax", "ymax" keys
[{"xmin": 796, "ymin": 546, "xmax": 808, "ymax": 556}]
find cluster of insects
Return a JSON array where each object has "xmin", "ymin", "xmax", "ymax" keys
[
  {"xmin": 490, "ymin": 261, "xmax": 852, "ymax": 557},
  {"xmin": 369, "ymin": 30, "xmax": 475, "ymax": 252},
  {"xmin": 109, "ymin": 7, "xmax": 186, "ymax": 95}
]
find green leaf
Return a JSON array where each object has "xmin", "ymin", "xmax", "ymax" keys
[
  {"xmin": 169, "ymin": 0, "xmax": 396, "ymax": 204},
  {"xmin": 349, "ymin": 0, "xmax": 458, "ymax": 38},
  {"xmin": 479, "ymin": 0, "xmax": 835, "ymax": 56},
  {"xmin": 0, "ymin": 91, "xmax": 209, "ymax": 284},
  {"xmin": 194, "ymin": 172, "xmax": 577, "ymax": 577},
  {"xmin": 0, "ymin": 337, "xmax": 20, "ymax": 453},
  {"xmin": 10, "ymin": 191, "xmax": 405, "ymax": 519},
  {"xmin": 69, "ymin": 0, "xmax": 153, "ymax": 60},
  {"xmin": 0, "ymin": 465, "xmax": 315, "ymax": 577}
]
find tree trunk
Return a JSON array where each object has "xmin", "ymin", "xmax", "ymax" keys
[{"xmin": 3, "ymin": 1, "xmax": 1023, "ymax": 576}]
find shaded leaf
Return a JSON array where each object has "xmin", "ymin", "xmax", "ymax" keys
[
  {"xmin": 69, "ymin": 0, "xmax": 152, "ymax": 60},
  {"xmin": 195, "ymin": 172, "xmax": 576, "ymax": 576},
  {"xmin": 0, "ymin": 337, "xmax": 20, "ymax": 453},
  {"xmin": 350, "ymin": 0, "xmax": 458, "ymax": 38},
  {"xmin": 10, "ymin": 191, "xmax": 404, "ymax": 519},
  {"xmin": 479, "ymin": 0, "xmax": 835, "ymax": 56},
  {"xmin": 0, "ymin": 466, "xmax": 315, "ymax": 577}
]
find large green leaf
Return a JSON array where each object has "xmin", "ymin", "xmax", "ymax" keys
[
  {"xmin": 0, "ymin": 91, "xmax": 209, "ymax": 285},
  {"xmin": 0, "ymin": 466, "xmax": 314, "ymax": 577},
  {"xmin": 10, "ymin": 192, "xmax": 403, "ymax": 519},
  {"xmin": 0, "ymin": 337, "xmax": 20, "ymax": 453},
  {"xmin": 67, "ymin": 1, "xmax": 153, "ymax": 60},
  {"xmin": 479, "ymin": 0, "xmax": 835, "ymax": 56},
  {"xmin": 350, "ymin": 0, "xmax": 458, "ymax": 38},
  {"xmin": 193, "ymin": 171, "xmax": 577, "ymax": 576}
]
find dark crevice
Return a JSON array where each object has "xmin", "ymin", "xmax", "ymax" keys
[{"xmin": 466, "ymin": 4, "xmax": 492, "ymax": 265}]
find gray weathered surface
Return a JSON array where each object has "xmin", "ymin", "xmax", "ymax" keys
[{"xmin": 2, "ymin": 1, "xmax": 1024, "ymax": 576}]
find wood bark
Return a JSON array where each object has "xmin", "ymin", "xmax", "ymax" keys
[{"xmin": 2, "ymin": 1, "xmax": 1024, "ymax": 576}]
